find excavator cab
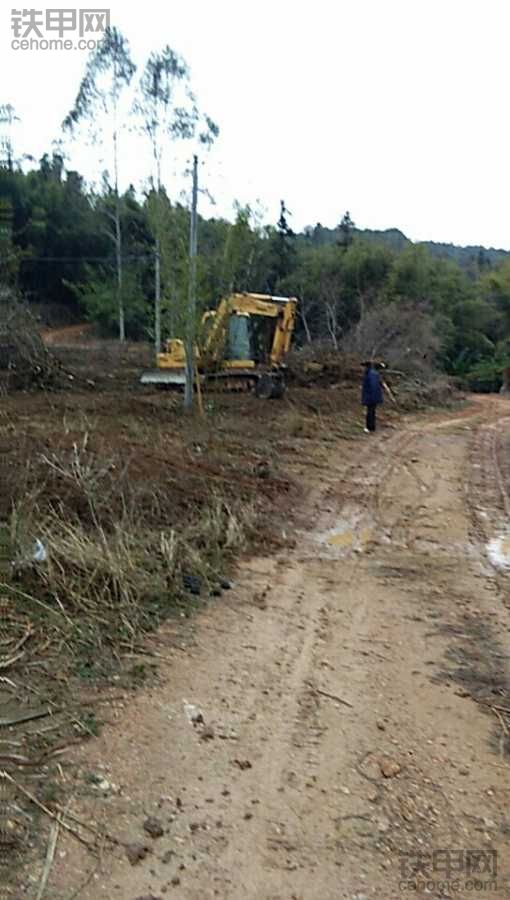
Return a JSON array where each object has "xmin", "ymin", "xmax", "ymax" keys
[
  {"xmin": 225, "ymin": 312, "xmax": 252, "ymax": 362},
  {"xmin": 224, "ymin": 311, "xmax": 281, "ymax": 365},
  {"xmin": 251, "ymin": 313, "xmax": 281, "ymax": 364}
]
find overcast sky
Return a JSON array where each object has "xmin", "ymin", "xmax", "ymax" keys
[{"xmin": 1, "ymin": 0, "xmax": 510, "ymax": 248}]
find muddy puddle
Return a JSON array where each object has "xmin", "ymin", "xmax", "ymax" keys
[{"xmin": 317, "ymin": 506, "xmax": 375, "ymax": 557}]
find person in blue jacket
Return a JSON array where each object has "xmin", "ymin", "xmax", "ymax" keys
[{"xmin": 361, "ymin": 360, "xmax": 383, "ymax": 433}]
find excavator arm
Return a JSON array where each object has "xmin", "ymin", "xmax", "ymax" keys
[{"xmin": 202, "ymin": 293, "xmax": 296, "ymax": 365}]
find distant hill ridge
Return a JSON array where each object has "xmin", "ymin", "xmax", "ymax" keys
[{"xmin": 301, "ymin": 224, "xmax": 509, "ymax": 268}]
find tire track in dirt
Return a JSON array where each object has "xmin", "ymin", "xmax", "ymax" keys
[
  {"xmin": 489, "ymin": 420, "xmax": 510, "ymax": 519},
  {"xmin": 191, "ymin": 431, "xmax": 417, "ymax": 897},
  {"xmin": 467, "ymin": 410, "xmax": 510, "ymax": 574}
]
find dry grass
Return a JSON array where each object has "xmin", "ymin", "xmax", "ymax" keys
[
  {"xmin": 0, "ymin": 337, "xmax": 450, "ymax": 681},
  {"xmin": 284, "ymin": 408, "xmax": 320, "ymax": 438},
  {"xmin": 8, "ymin": 435, "xmax": 257, "ymax": 671}
]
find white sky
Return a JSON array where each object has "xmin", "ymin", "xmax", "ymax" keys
[{"xmin": 1, "ymin": 0, "xmax": 510, "ymax": 248}]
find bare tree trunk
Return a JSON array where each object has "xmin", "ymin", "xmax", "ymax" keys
[
  {"xmin": 115, "ymin": 198, "xmax": 124, "ymax": 342},
  {"xmin": 245, "ymin": 247, "xmax": 255, "ymax": 289},
  {"xmin": 357, "ymin": 291, "xmax": 365, "ymax": 328},
  {"xmin": 355, "ymin": 291, "xmax": 366, "ymax": 352},
  {"xmin": 113, "ymin": 126, "xmax": 125, "ymax": 342},
  {"xmin": 154, "ymin": 154, "xmax": 163, "ymax": 357},
  {"xmin": 300, "ymin": 292, "xmax": 312, "ymax": 343},
  {"xmin": 325, "ymin": 301, "xmax": 339, "ymax": 350},
  {"xmin": 184, "ymin": 154, "xmax": 198, "ymax": 412},
  {"xmin": 168, "ymin": 273, "xmax": 176, "ymax": 338}
]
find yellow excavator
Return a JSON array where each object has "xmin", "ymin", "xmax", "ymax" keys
[{"xmin": 141, "ymin": 292, "xmax": 297, "ymax": 398}]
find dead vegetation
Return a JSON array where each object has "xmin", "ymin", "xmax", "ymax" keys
[
  {"xmin": 0, "ymin": 288, "xmax": 69, "ymax": 391},
  {"xmin": 0, "ymin": 333, "xmax": 456, "ymax": 708},
  {"xmin": 341, "ymin": 302, "xmax": 441, "ymax": 374},
  {"xmin": 0, "ymin": 314, "xmax": 457, "ymax": 687},
  {"xmin": 287, "ymin": 323, "xmax": 456, "ymax": 412},
  {"xmin": 5, "ymin": 402, "xmax": 281, "ymax": 682}
]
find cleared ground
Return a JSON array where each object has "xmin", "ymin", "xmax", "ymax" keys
[{"xmin": 37, "ymin": 394, "xmax": 510, "ymax": 900}]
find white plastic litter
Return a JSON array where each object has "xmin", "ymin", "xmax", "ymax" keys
[{"xmin": 33, "ymin": 539, "xmax": 47, "ymax": 563}]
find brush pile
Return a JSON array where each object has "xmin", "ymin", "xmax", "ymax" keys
[
  {"xmin": 286, "ymin": 346, "xmax": 363, "ymax": 387},
  {"xmin": 286, "ymin": 342, "xmax": 456, "ymax": 409},
  {"xmin": 0, "ymin": 287, "xmax": 71, "ymax": 390}
]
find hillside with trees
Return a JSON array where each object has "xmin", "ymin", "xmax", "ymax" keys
[
  {"xmin": 1, "ymin": 31, "xmax": 510, "ymax": 391},
  {"xmin": 304, "ymin": 221, "xmax": 509, "ymax": 271}
]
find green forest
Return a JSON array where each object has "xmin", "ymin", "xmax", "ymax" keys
[{"xmin": 2, "ymin": 29, "xmax": 510, "ymax": 390}]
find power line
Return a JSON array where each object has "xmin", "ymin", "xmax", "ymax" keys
[{"xmin": 0, "ymin": 253, "xmax": 154, "ymax": 263}]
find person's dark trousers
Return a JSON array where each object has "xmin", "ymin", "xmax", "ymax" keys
[{"xmin": 366, "ymin": 405, "xmax": 377, "ymax": 432}]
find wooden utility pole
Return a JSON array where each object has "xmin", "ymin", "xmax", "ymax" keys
[
  {"xmin": 184, "ymin": 154, "xmax": 198, "ymax": 411},
  {"xmin": 115, "ymin": 198, "xmax": 124, "ymax": 343}
]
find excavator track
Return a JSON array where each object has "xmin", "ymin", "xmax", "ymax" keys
[{"xmin": 140, "ymin": 369, "xmax": 285, "ymax": 398}]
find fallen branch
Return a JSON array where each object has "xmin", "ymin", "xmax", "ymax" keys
[
  {"xmin": 2, "ymin": 772, "xmax": 93, "ymax": 849},
  {"xmin": 120, "ymin": 642, "xmax": 175, "ymax": 663},
  {"xmin": 305, "ymin": 681, "xmax": 353, "ymax": 708},
  {"xmin": 0, "ymin": 651, "xmax": 27, "ymax": 670},
  {"xmin": 0, "ymin": 707, "xmax": 53, "ymax": 728},
  {"xmin": 493, "ymin": 708, "xmax": 510, "ymax": 733},
  {"xmin": 0, "ymin": 624, "xmax": 33, "ymax": 655},
  {"xmin": 0, "ymin": 753, "xmax": 32, "ymax": 766},
  {"xmin": 0, "ymin": 582, "xmax": 74, "ymax": 626},
  {"xmin": 36, "ymin": 819, "xmax": 60, "ymax": 900},
  {"xmin": 492, "ymin": 707, "xmax": 509, "ymax": 759},
  {"xmin": 381, "ymin": 379, "xmax": 399, "ymax": 408},
  {"xmin": 53, "ymin": 803, "xmax": 125, "ymax": 847}
]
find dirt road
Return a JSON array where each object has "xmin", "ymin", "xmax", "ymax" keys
[{"xmin": 53, "ymin": 396, "xmax": 510, "ymax": 900}]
